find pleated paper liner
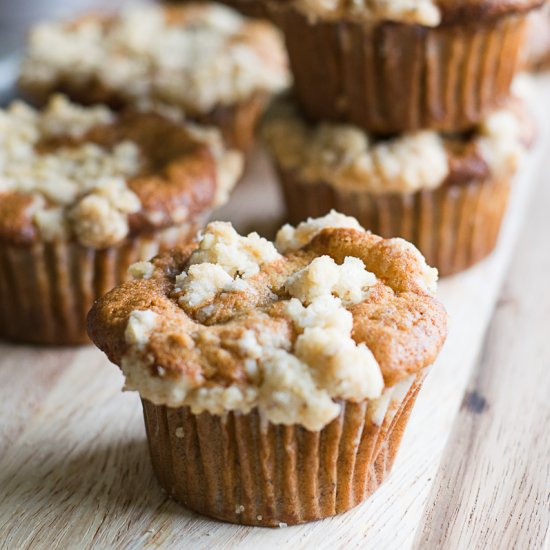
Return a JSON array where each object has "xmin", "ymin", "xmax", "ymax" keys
[
  {"xmin": 0, "ymin": 223, "xmax": 198, "ymax": 346},
  {"xmin": 278, "ymin": 170, "xmax": 512, "ymax": 277},
  {"xmin": 142, "ymin": 371, "xmax": 425, "ymax": 527},
  {"xmin": 277, "ymin": 7, "xmax": 527, "ymax": 134}
]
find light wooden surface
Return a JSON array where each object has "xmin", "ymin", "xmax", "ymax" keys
[{"xmin": 0, "ymin": 77, "xmax": 549, "ymax": 550}]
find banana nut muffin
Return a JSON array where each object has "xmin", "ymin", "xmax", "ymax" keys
[
  {"xmin": 260, "ymin": 0, "xmax": 543, "ymax": 134},
  {"xmin": 0, "ymin": 95, "xmax": 243, "ymax": 345},
  {"xmin": 88, "ymin": 211, "xmax": 448, "ymax": 526},
  {"xmin": 263, "ymin": 96, "xmax": 534, "ymax": 276},
  {"xmin": 18, "ymin": 3, "xmax": 290, "ymax": 151}
]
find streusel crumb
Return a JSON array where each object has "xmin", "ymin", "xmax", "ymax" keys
[{"xmin": 89, "ymin": 213, "xmax": 447, "ymax": 431}]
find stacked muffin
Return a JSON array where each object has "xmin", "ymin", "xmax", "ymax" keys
[
  {"xmin": 18, "ymin": 3, "xmax": 289, "ymax": 151},
  {"xmin": 0, "ymin": 3, "xmax": 289, "ymax": 345},
  {"xmin": 261, "ymin": 0, "xmax": 541, "ymax": 275}
]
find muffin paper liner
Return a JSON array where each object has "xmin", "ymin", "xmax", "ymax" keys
[
  {"xmin": 0, "ymin": 224, "xmax": 198, "ymax": 345},
  {"xmin": 277, "ymin": 8, "xmax": 527, "ymax": 133},
  {"xmin": 141, "ymin": 371, "xmax": 425, "ymax": 527},
  {"xmin": 278, "ymin": 169, "xmax": 512, "ymax": 277}
]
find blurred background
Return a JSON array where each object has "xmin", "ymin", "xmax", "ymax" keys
[{"xmin": 0, "ymin": 0, "xmax": 131, "ymax": 101}]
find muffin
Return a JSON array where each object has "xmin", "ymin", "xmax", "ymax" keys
[
  {"xmin": 262, "ymin": 98, "xmax": 533, "ymax": 276},
  {"xmin": 88, "ymin": 212, "xmax": 448, "ymax": 526},
  {"xmin": 0, "ymin": 95, "xmax": 243, "ymax": 345},
  {"xmin": 261, "ymin": 0, "xmax": 543, "ymax": 134},
  {"xmin": 17, "ymin": 3, "xmax": 289, "ymax": 151}
]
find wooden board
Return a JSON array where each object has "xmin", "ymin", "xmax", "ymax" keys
[{"xmin": 0, "ymin": 75, "xmax": 549, "ymax": 549}]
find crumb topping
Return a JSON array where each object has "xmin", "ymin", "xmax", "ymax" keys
[
  {"xmin": 125, "ymin": 310, "xmax": 159, "ymax": 347},
  {"xmin": 187, "ymin": 221, "xmax": 282, "ymax": 278},
  {"xmin": 287, "ymin": 0, "xmax": 441, "ymax": 26},
  {"xmin": 478, "ymin": 108, "xmax": 526, "ymax": 176},
  {"xmin": 0, "ymin": 96, "xmax": 141, "ymax": 247},
  {"xmin": 128, "ymin": 260, "xmax": 155, "ymax": 280},
  {"xmin": 0, "ymin": 95, "xmax": 243, "ymax": 247},
  {"xmin": 173, "ymin": 222, "xmax": 281, "ymax": 309},
  {"xmin": 263, "ymin": 100, "xmax": 529, "ymax": 194},
  {"xmin": 89, "ymin": 213, "xmax": 447, "ymax": 431},
  {"xmin": 285, "ymin": 255, "xmax": 377, "ymax": 305},
  {"xmin": 20, "ymin": 4, "xmax": 289, "ymax": 114}
]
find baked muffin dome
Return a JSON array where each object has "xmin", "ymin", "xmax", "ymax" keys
[
  {"xmin": 0, "ymin": 95, "xmax": 242, "ymax": 249},
  {"xmin": 18, "ymin": 3, "xmax": 290, "ymax": 149},
  {"xmin": 88, "ymin": 212, "xmax": 447, "ymax": 430}
]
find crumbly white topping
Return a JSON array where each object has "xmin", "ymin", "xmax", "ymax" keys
[
  {"xmin": 128, "ymin": 261, "xmax": 155, "ymax": 280},
  {"xmin": 0, "ymin": 96, "xmax": 142, "ymax": 248},
  {"xmin": 122, "ymin": 215, "xmax": 398, "ymax": 430},
  {"xmin": 276, "ymin": 210, "xmax": 363, "ymax": 253},
  {"xmin": 190, "ymin": 221, "xmax": 281, "ymax": 277},
  {"xmin": 284, "ymin": 294, "xmax": 352, "ymax": 332},
  {"xmin": 175, "ymin": 263, "xmax": 250, "ymax": 307},
  {"xmin": 286, "ymin": 255, "xmax": 376, "ymax": 305},
  {"xmin": 294, "ymin": 327, "xmax": 383, "ymax": 401},
  {"xmin": 39, "ymin": 95, "xmax": 114, "ymax": 137},
  {"xmin": 265, "ymin": 100, "xmax": 529, "ymax": 195},
  {"xmin": 292, "ymin": 0, "xmax": 441, "ymax": 26},
  {"xmin": 174, "ymin": 221, "xmax": 280, "ymax": 308},
  {"xmin": 20, "ymin": 4, "xmax": 289, "ymax": 113},
  {"xmin": 263, "ymin": 103, "xmax": 450, "ymax": 194},
  {"xmin": 478, "ymin": 108, "xmax": 527, "ymax": 177},
  {"xmin": 286, "ymin": 294, "xmax": 383, "ymax": 403},
  {"xmin": 257, "ymin": 349, "xmax": 341, "ymax": 430},
  {"xmin": 125, "ymin": 310, "xmax": 158, "ymax": 347}
]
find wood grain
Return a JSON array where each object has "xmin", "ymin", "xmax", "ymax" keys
[
  {"xmin": 0, "ymin": 76, "xmax": 548, "ymax": 549},
  {"xmin": 414, "ymin": 122, "xmax": 550, "ymax": 550}
]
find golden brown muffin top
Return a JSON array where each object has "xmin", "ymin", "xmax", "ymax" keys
[
  {"xmin": 264, "ymin": 0, "xmax": 543, "ymax": 25},
  {"xmin": 0, "ymin": 95, "xmax": 242, "ymax": 248},
  {"xmin": 88, "ymin": 212, "xmax": 447, "ymax": 431},
  {"xmin": 262, "ymin": 96, "xmax": 534, "ymax": 194},
  {"xmin": 18, "ymin": 3, "xmax": 289, "ymax": 115}
]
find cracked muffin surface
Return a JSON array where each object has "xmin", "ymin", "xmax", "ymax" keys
[
  {"xmin": 89, "ymin": 212, "xmax": 447, "ymax": 431},
  {"xmin": 0, "ymin": 95, "xmax": 243, "ymax": 248},
  {"xmin": 18, "ymin": 3, "xmax": 289, "ymax": 115}
]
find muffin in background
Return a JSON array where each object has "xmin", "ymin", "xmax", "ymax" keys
[
  {"xmin": 262, "ymin": 97, "xmax": 534, "ymax": 276},
  {"xmin": 0, "ymin": 95, "xmax": 243, "ymax": 345},
  {"xmin": 88, "ymin": 212, "xmax": 447, "ymax": 526},
  {"xmin": 261, "ymin": 0, "xmax": 543, "ymax": 134},
  {"xmin": 18, "ymin": 3, "xmax": 290, "ymax": 151}
]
